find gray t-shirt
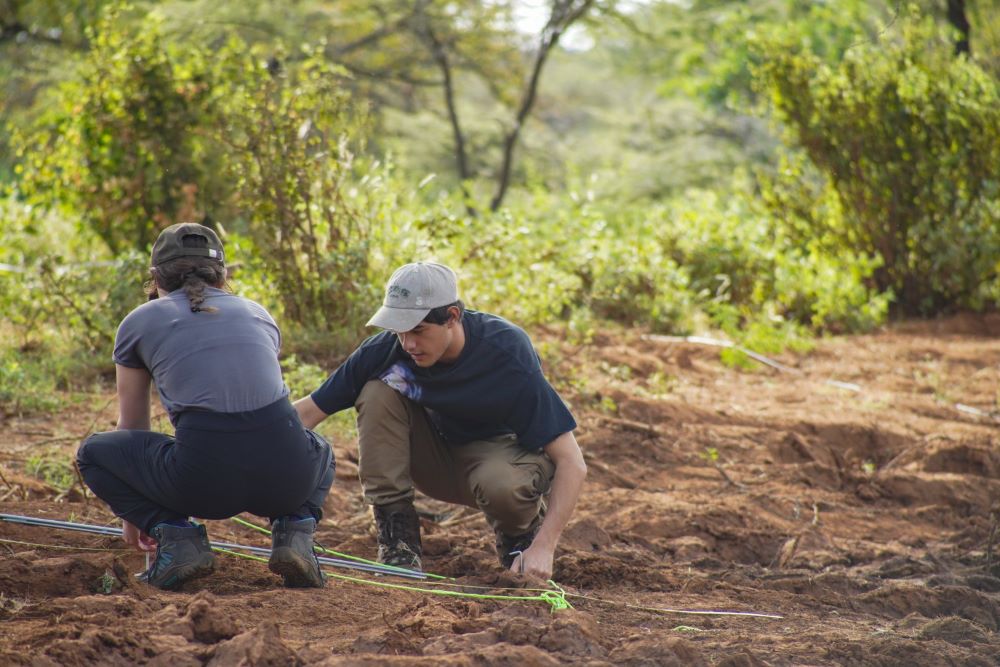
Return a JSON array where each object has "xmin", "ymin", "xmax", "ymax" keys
[{"xmin": 113, "ymin": 287, "xmax": 287, "ymax": 422}]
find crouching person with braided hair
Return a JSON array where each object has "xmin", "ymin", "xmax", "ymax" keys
[{"xmin": 77, "ymin": 223, "xmax": 334, "ymax": 590}]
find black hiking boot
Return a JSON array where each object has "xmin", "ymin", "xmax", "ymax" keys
[
  {"xmin": 138, "ymin": 522, "xmax": 215, "ymax": 590},
  {"xmin": 495, "ymin": 517, "xmax": 543, "ymax": 570},
  {"xmin": 268, "ymin": 517, "xmax": 326, "ymax": 588},
  {"xmin": 373, "ymin": 502, "xmax": 423, "ymax": 571},
  {"xmin": 495, "ymin": 528, "xmax": 539, "ymax": 570}
]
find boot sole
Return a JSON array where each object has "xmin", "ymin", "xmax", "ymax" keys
[
  {"xmin": 144, "ymin": 553, "xmax": 216, "ymax": 590},
  {"xmin": 269, "ymin": 546, "xmax": 325, "ymax": 588}
]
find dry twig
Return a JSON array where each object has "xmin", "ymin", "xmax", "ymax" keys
[
  {"xmin": 597, "ymin": 416, "xmax": 662, "ymax": 439},
  {"xmin": 582, "ymin": 452, "xmax": 638, "ymax": 490}
]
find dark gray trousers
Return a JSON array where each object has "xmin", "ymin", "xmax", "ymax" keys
[{"xmin": 78, "ymin": 397, "xmax": 334, "ymax": 534}]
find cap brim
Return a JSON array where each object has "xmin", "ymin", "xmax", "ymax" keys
[{"xmin": 366, "ymin": 306, "xmax": 430, "ymax": 333}]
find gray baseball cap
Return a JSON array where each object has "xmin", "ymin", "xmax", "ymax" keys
[{"xmin": 367, "ymin": 262, "xmax": 458, "ymax": 332}]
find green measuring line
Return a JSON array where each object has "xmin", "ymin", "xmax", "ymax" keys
[
  {"xmin": 214, "ymin": 544, "xmax": 573, "ymax": 612},
  {"xmin": 1, "ymin": 532, "xmax": 781, "ymax": 619},
  {"xmin": 0, "ymin": 537, "xmax": 130, "ymax": 553},
  {"xmin": 225, "ymin": 517, "xmax": 782, "ymax": 619},
  {"xmin": 230, "ymin": 516, "xmax": 561, "ymax": 595}
]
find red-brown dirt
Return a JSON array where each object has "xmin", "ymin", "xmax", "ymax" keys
[{"xmin": 2, "ymin": 314, "xmax": 999, "ymax": 665}]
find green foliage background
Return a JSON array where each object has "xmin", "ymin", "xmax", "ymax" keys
[{"xmin": 1, "ymin": 0, "xmax": 998, "ymax": 416}]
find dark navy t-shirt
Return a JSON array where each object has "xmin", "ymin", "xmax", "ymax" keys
[{"xmin": 310, "ymin": 311, "xmax": 576, "ymax": 451}]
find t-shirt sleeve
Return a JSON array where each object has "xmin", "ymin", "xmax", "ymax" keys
[
  {"xmin": 506, "ymin": 370, "xmax": 577, "ymax": 451},
  {"xmin": 310, "ymin": 333, "xmax": 397, "ymax": 415},
  {"xmin": 112, "ymin": 311, "xmax": 146, "ymax": 368}
]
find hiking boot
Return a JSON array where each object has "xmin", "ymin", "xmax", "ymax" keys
[
  {"xmin": 373, "ymin": 502, "xmax": 422, "ymax": 571},
  {"xmin": 268, "ymin": 517, "xmax": 325, "ymax": 588},
  {"xmin": 495, "ymin": 520, "xmax": 542, "ymax": 570},
  {"xmin": 495, "ymin": 504, "xmax": 546, "ymax": 570},
  {"xmin": 138, "ymin": 522, "xmax": 215, "ymax": 590}
]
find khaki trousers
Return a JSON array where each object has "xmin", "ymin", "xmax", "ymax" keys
[{"xmin": 355, "ymin": 380, "xmax": 554, "ymax": 535}]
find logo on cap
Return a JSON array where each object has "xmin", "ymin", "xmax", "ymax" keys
[{"xmin": 387, "ymin": 285, "xmax": 411, "ymax": 299}]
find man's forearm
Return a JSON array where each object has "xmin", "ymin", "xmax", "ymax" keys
[
  {"xmin": 534, "ymin": 435, "xmax": 587, "ymax": 550},
  {"xmin": 294, "ymin": 395, "xmax": 328, "ymax": 429}
]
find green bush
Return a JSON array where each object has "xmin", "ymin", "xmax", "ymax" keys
[
  {"xmin": 0, "ymin": 196, "xmax": 147, "ymax": 415},
  {"xmin": 0, "ymin": 350, "xmax": 61, "ymax": 415},
  {"xmin": 421, "ymin": 190, "xmax": 696, "ymax": 337},
  {"xmin": 13, "ymin": 4, "xmax": 225, "ymax": 254},
  {"xmin": 213, "ymin": 41, "xmax": 376, "ymax": 334},
  {"xmin": 653, "ymin": 185, "xmax": 887, "ymax": 335},
  {"xmin": 752, "ymin": 11, "xmax": 1000, "ymax": 316},
  {"xmin": 280, "ymin": 354, "xmax": 330, "ymax": 401},
  {"xmin": 25, "ymin": 452, "xmax": 77, "ymax": 491},
  {"xmin": 408, "ymin": 179, "xmax": 885, "ymax": 344}
]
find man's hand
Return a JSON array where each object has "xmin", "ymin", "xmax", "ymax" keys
[
  {"xmin": 510, "ymin": 540, "xmax": 555, "ymax": 580},
  {"xmin": 122, "ymin": 519, "xmax": 157, "ymax": 552}
]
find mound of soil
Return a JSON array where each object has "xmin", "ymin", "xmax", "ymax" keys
[{"xmin": 2, "ymin": 316, "xmax": 999, "ymax": 664}]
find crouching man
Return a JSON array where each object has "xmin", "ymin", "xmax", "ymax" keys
[{"xmin": 295, "ymin": 262, "xmax": 586, "ymax": 579}]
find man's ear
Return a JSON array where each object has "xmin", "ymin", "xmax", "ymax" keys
[{"xmin": 446, "ymin": 305, "xmax": 461, "ymax": 325}]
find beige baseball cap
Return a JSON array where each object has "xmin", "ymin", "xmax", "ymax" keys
[{"xmin": 366, "ymin": 262, "xmax": 459, "ymax": 332}]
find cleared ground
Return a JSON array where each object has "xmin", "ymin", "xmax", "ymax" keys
[{"xmin": 2, "ymin": 314, "xmax": 999, "ymax": 665}]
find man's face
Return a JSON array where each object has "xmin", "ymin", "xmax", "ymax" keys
[{"xmin": 396, "ymin": 313, "xmax": 461, "ymax": 367}]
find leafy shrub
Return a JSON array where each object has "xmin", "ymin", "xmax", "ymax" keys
[
  {"xmin": 0, "ymin": 350, "xmax": 61, "ymax": 415},
  {"xmin": 655, "ymin": 186, "xmax": 887, "ymax": 335},
  {"xmin": 280, "ymin": 354, "xmax": 330, "ymax": 401},
  {"xmin": 752, "ymin": 11, "xmax": 1000, "ymax": 315},
  {"xmin": 214, "ymin": 42, "xmax": 375, "ymax": 333},
  {"xmin": 14, "ymin": 4, "xmax": 225, "ymax": 253},
  {"xmin": 421, "ymin": 190, "xmax": 696, "ymax": 337},
  {"xmin": 0, "ymin": 196, "xmax": 146, "ymax": 415},
  {"xmin": 12, "ymin": 6, "xmax": 381, "ymax": 338}
]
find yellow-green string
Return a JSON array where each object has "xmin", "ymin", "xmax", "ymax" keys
[
  {"xmin": 1, "ymin": 536, "xmax": 777, "ymax": 618},
  {"xmin": 541, "ymin": 581, "xmax": 573, "ymax": 611},
  {"xmin": 228, "ymin": 516, "xmax": 570, "ymax": 594},
  {"xmin": 215, "ymin": 545, "xmax": 572, "ymax": 613},
  {"xmin": 0, "ymin": 537, "xmax": 130, "ymax": 553},
  {"xmin": 215, "ymin": 543, "xmax": 776, "ymax": 618},
  {"xmin": 322, "ymin": 571, "xmax": 572, "ymax": 614}
]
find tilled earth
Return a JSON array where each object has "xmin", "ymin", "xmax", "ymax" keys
[{"xmin": 2, "ymin": 314, "xmax": 999, "ymax": 666}]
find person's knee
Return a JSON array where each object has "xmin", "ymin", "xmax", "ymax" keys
[
  {"xmin": 356, "ymin": 380, "xmax": 405, "ymax": 418},
  {"xmin": 77, "ymin": 431, "xmax": 113, "ymax": 469},
  {"xmin": 357, "ymin": 379, "xmax": 396, "ymax": 402},
  {"xmin": 470, "ymin": 460, "xmax": 540, "ymax": 519}
]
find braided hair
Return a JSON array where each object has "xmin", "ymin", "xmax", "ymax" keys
[{"xmin": 145, "ymin": 236, "xmax": 228, "ymax": 313}]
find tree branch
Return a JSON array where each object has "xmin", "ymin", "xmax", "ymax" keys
[
  {"xmin": 490, "ymin": 0, "xmax": 596, "ymax": 211},
  {"xmin": 946, "ymin": 0, "xmax": 971, "ymax": 56},
  {"xmin": 0, "ymin": 19, "xmax": 69, "ymax": 47},
  {"xmin": 410, "ymin": 2, "xmax": 479, "ymax": 215},
  {"xmin": 327, "ymin": 4, "xmax": 423, "ymax": 58}
]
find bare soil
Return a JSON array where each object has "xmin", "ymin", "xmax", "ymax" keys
[{"xmin": 2, "ymin": 314, "xmax": 1000, "ymax": 666}]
